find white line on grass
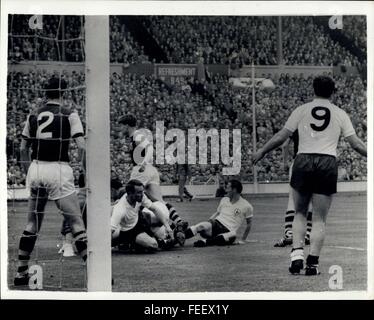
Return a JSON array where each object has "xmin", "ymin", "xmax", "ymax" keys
[{"xmin": 325, "ymin": 245, "xmax": 366, "ymax": 251}]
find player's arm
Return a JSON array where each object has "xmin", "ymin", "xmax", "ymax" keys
[
  {"xmin": 75, "ymin": 136, "xmax": 86, "ymax": 171},
  {"xmin": 20, "ymin": 115, "xmax": 32, "ymax": 173},
  {"xmin": 19, "ymin": 138, "xmax": 32, "ymax": 173},
  {"xmin": 345, "ymin": 134, "xmax": 367, "ymax": 157},
  {"xmin": 281, "ymin": 138, "xmax": 290, "ymax": 171},
  {"xmin": 253, "ymin": 127, "xmax": 292, "ymax": 164},
  {"xmin": 241, "ymin": 217, "xmax": 252, "ymax": 241},
  {"xmin": 110, "ymin": 205, "xmax": 122, "ymax": 237}
]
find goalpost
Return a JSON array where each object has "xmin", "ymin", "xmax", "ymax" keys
[{"xmin": 85, "ymin": 16, "xmax": 112, "ymax": 291}]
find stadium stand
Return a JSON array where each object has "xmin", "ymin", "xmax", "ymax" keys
[{"xmin": 7, "ymin": 15, "xmax": 367, "ymax": 187}]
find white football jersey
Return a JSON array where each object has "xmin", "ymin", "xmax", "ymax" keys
[
  {"xmin": 284, "ymin": 98, "xmax": 355, "ymax": 157},
  {"xmin": 111, "ymin": 193, "xmax": 153, "ymax": 232},
  {"xmin": 216, "ymin": 196, "xmax": 253, "ymax": 233}
]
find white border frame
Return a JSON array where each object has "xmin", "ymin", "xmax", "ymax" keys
[{"xmin": 1, "ymin": 0, "xmax": 373, "ymax": 300}]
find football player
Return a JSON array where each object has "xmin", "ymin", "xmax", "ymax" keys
[
  {"xmin": 118, "ymin": 114, "xmax": 188, "ymax": 245},
  {"xmin": 111, "ymin": 179, "xmax": 175, "ymax": 252},
  {"xmin": 14, "ymin": 77, "xmax": 88, "ymax": 286},
  {"xmin": 184, "ymin": 180, "xmax": 253, "ymax": 247},
  {"xmin": 254, "ymin": 76, "xmax": 367, "ymax": 275}
]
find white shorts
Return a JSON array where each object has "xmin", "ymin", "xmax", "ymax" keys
[
  {"xmin": 130, "ymin": 164, "xmax": 160, "ymax": 186},
  {"xmin": 26, "ymin": 161, "xmax": 76, "ymax": 201}
]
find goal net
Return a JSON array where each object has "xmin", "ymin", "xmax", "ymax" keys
[{"xmin": 7, "ymin": 14, "xmax": 111, "ymax": 292}]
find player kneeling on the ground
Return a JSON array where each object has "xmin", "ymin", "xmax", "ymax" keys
[
  {"xmin": 111, "ymin": 179, "xmax": 176, "ymax": 252},
  {"xmin": 184, "ymin": 180, "xmax": 253, "ymax": 247}
]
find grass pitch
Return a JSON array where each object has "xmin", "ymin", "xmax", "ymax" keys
[{"xmin": 7, "ymin": 193, "xmax": 367, "ymax": 292}]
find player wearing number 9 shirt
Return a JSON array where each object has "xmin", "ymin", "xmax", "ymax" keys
[
  {"xmin": 14, "ymin": 77, "xmax": 88, "ymax": 287},
  {"xmin": 253, "ymin": 76, "xmax": 366, "ymax": 276}
]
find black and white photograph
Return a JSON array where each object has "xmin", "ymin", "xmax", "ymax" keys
[{"xmin": 1, "ymin": 0, "xmax": 373, "ymax": 299}]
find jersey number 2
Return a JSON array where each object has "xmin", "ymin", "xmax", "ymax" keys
[
  {"xmin": 310, "ymin": 106, "xmax": 331, "ymax": 131},
  {"xmin": 36, "ymin": 111, "xmax": 54, "ymax": 138}
]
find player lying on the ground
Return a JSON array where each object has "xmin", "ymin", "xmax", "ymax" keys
[
  {"xmin": 253, "ymin": 76, "xmax": 367, "ymax": 276},
  {"xmin": 118, "ymin": 114, "xmax": 188, "ymax": 243},
  {"xmin": 184, "ymin": 180, "xmax": 253, "ymax": 247},
  {"xmin": 274, "ymin": 134, "xmax": 313, "ymax": 247},
  {"xmin": 14, "ymin": 77, "xmax": 88, "ymax": 286},
  {"xmin": 111, "ymin": 179, "xmax": 180, "ymax": 253}
]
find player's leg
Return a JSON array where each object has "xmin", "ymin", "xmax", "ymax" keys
[
  {"xmin": 305, "ymin": 203, "xmax": 313, "ymax": 245},
  {"xmin": 58, "ymin": 188, "xmax": 86, "ymax": 257},
  {"xmin": 145, "ymin": 203, "xmax": 185, "ymax": 247},
  {"xmin": 52, "ymin": 164, "xmax": 87, "ymax": 261},
  {"xmin": 135, "ymin": 232, "xmax": 158, "ymax": 252},
  {"xmin": 178, "ymin": 174, "xmax": 185, "ymax": 202},
  {"xmin": 185, "ymin": 221, "xmax": 213, "ymax": 240},
  {"xmin": 305, "ymin": 193, "xmax": 332, "ymax": 275},
  {"xmin": 195, "ymin": 231, "xmax": 237, "ymax": 247},
  {"xmin": 55, "ymin": 193, "xmax": 87, "ymax": 262},
  {"xmin": 58, "ymin": 220, "xmax": 76, "ymax": 257},
  {"xmin": 14, "ymin": 187, "xmax": 48, "ymax": 285},
  {"xmin": 146, "ymin": 182, "xmax": 188, "ymax": 237},
  {"xmin": 183, "ymin": 186, "xmax": 193, "ymax": 201},
  {"xmin": 274, "ymin": 184, "xmax": 294, "ymax": 247},
  {"xmin": 145, "ymin": 182, "xmax": 164, "ymax": 202},
  {"xmin": 145, "ymin": 166, "xmax": 189, "ymax": 228},
  {"xmin": 289, "ymin": 188, "xmax": 311, "ymax": 274}
]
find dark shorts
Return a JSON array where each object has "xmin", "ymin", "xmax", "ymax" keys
[
  {"xmin": 117, "ymin": 211, "xmax": 152, "ymax": 246},
  {"xmin": 291, "ymin": 153, "xmax": 338, "ymax": 195},
  {"xmin": 209, "ymin": 219, "xmax": 230, "ymax": 237}
]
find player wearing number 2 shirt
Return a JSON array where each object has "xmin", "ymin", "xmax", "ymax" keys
[
  {"xmin": 14, "ymin": 77, "xmax": 88, "ymax": 287},
  {"xmin": 253, "ymin": 76, "xmax": 366, "ymax": 276}
]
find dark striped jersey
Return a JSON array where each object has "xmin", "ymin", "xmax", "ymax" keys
[{"xmin": 22, "ymin": 102, "xmax": 84, "ymax": 162}]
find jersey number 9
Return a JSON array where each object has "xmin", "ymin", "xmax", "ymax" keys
[{"xmin": 310, "ymin": 106, "xmax": 331, "ymax": 132}]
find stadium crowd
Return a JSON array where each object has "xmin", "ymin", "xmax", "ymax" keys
[
  {"xmin": 282, "ymin": 16, "xmax": 361, "ymax": 66},
  {"xmin": 7, "ymin": 68, "xmax": 367, "ymax": 187},
  {"xmin": 8, "ymin": 15, "xmax": 365, "ymax": 68},
  {"xmin": 340, "ymin": 16, "xmax": 367, "ymax": 55},
  {"xmin": 6, "ymin": 14, "xmax": 367, "ymax": 188},
  {"xmin": 8, "ymin": 15, "xmax": 85, "ymax": 63}
]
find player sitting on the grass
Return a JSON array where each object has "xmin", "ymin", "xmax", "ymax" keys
[
  {"xmin": 253, "ymin": 76, "xmax": 367, "ymax": 276},
  {"xmin": 274, "ymin": 133, "xmax": 313, "ymax": 247},
  {"xmin": 14, "ymin": 77, "xmax": 88, "ymax": 286},
  {"xmin": 184, "ymin": 180, "xmax": 253, "ymax": 247},
  {"xmin": 118, "ymin": 114, "xmax": 188, "ymax": 244},
  {"xmin": 111, "ymin": 179, "xmax": 176, "ymax": 252}
]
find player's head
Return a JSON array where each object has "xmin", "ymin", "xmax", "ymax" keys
[
  {"xmin": 118, "ymin": 114, "xmax": 137, "ymax": 135},
  {"xmin": 125, "ymin": 179, "xmax": 144, "ymax": 203},
  {"xmin": 227, "ymin": 179, "xmax": 243, "ymax": 197},
  {"xmin": 313, "ymin": 76, "xmax": 335, "ymax": 99},
  {"xmin": 45, "ymin": 77, "xmax": 67, "ymax": 100}
]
